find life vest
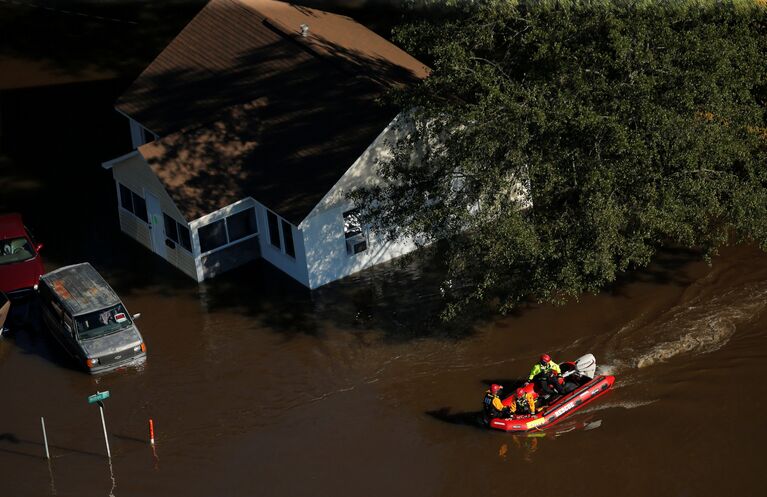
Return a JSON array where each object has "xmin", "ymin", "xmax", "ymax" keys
[
  {"xmin": 529, "ymin": 361, "xmax": 561, "ymax": 381},
  {"xmin": 483, "ymin": 391, "xmax": 502, "ymax": 416},
  {"xmin": 515, "ymin": 396, "xmax": 531, "ymax": 414}
]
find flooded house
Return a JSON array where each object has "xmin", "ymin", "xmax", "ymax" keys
[{"xmin": 102, "ymin": 0, "xmax": 428, "ymax": 288}]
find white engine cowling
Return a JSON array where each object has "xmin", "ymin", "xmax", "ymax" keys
[{"xmin": 574, "ymin": 354, "xmax": 597, "ymax": 379}]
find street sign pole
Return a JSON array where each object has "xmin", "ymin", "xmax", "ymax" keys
[
  {"xmin": 98, "ymin": 401, "xmax": 111, "ymax": 458},
  {"xmin": 40, "ymin": 416, "xmax": 50, "ymax": 460},
  {"xmin": 88, "ymin": 391, "xmax": 112, "ymax": 458}
]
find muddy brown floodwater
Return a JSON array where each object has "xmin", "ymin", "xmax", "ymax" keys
[
  {"xmin": 2, "ymin": 2, "xmax": 767, "ymax": 496},
  {"xmin": 3, "ymin": 235, "xmax": 767, "ymax": 497}
]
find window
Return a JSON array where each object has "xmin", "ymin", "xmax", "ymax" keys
[
  {"xmin": 343, "ymin": 209, "xmax": 363, "ymax": 238},
  {"xmin": 196, "ymin": 208, "xmax": 259, "ymax": 255},
  {"xmin": 0, "ymin": 236, "xmax": 35, "ymax": 265},
  {"xmin": 162, "ymin": 213, "xmax": 192, "ymax": 251},
  {"xmin": 343, "ymin": 209, "xmax": 367, "ymax": 255},
  {"xmin": 199, "ymin": 219, "xmax": 227, "ymax": 253},
  {"xmin": 118, "ymin": 183, "xmax": 148, "ymax": 223},
  {"xmin": 267, "ymin": 211, "xmax": 281, "ymax": 249},
  {"xmin": 226, "ymin": 209, "xmax": 257, "ymax": 242},
  {"xmin": 119, "ymin": 184, "xmax": 132, "ymax": 211},
  {"xmin": 178, "ymin": 224, "xmax": 192, "ymax": 251},
  {"xmin": 75, "ymin": 304, "xmax": 132, "ymax": 340},
  {"xmin": 133, "ymin": 195, "xmax": 148, "ymax": 222},
  {"xmin": 163, "ymin": 213, "xmax": 179, "ymax": 243},
  {"xmin": 281, "ymin": 220, "xmax": 295, "ymax": 258}
]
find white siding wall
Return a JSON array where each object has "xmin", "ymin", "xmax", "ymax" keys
[
  {"xmin": 301, "ymin": 206, "xmax": 416, "ymax": 289},
  {"xmin": 299, "ymin": 112, "xmax": 420, "ymax": 289},
  {"xmin": 128, "ymin": 118, "xmax": 156, "ymax": 149},
  {"xmin": 111, "ymin": 153, "xmax": 198, "ymax": 280}
]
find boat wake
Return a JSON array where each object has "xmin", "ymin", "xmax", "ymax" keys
[
  {"xmin": 580, "ymin": 398, "xmax": 658, "ymax": 414},
  {"xmin": 607, "ymin": 281, "xmax": 767, "ymax": 372}
]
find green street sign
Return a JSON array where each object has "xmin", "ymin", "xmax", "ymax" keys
[{"xmin": 88, "ymin": 391, "xmax": 110, "ymax": 404}]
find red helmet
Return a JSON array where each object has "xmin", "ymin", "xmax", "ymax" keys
[
  {"xmin": 490, "ymin": 384, "xmax": 502, "ymax": 395},
  {"xmin": 516, "ymin": 387, "xmax": 525, "ymax": 398},
  {"xmin": 540, "ymin": 354, "xmax": 551, "ymax": 364}
]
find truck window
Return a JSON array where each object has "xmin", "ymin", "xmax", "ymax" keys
[{"xmin": 76, "ymin": 304, "xmax": 132, "ymax": 340}]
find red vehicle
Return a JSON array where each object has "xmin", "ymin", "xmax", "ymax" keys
[
  {"xmin": 486, "ymin": 354, "xmax": 615, "ymax": 432},
  {"xmin": 0, "ymin": 213, "xmax": 45, "ymax": 299}
]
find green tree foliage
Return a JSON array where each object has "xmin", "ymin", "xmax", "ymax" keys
[{"xmin": 350, "ymin": 0, "xmax": 767, "ymax": 318}]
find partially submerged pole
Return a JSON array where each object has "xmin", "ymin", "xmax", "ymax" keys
[
  {"xmin": 87, "ymin": 391, "xmax": 112, "ymax": 459},
  {"xmin": 40, "ymin": 416, "xmax": 50, "ymax": 460},
  {"xmin": 99, "ymin": 403, "xmax": 111, "ymax": 459},
  {"xmin": 149, "ymin": 418, "xmax": 155, "ymax": 445}
]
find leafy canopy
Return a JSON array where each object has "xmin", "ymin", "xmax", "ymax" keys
[{"xmin": 350, "ymin": 0, "xmax": 767, "ymax": 319}]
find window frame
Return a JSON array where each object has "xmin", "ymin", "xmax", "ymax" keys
[
  {"xmin": 132, "ymin": 192, "xmax": 148, "ymax": 223},
  {"xmin": 117, "ymin": 183, "xmax": 148, "ymax": 224},
  {"xmin": 119, "ymin": 184, "xmax": 133, "ymax": 213},
  {"xmin": 198, "ymin": 219, "xmax": 229, "ymax": 254},
  {"xmin": 177, "ymin": 224, "xmax": 192, "ymax": 252},
  {"xmin": 195, "ymin": 206, "xmax": 260, "ymax": 258},
  {"xmin": 163, "ymin": 213, "xmax": 179, "ymax": 244},
  {"xmin": 267, "ymin": 210, "xmax": 281, "ymax": 250},
  {"xmin": 342, "ymin": 208, "xmax": 364, "ymax": 239},
  {"xmin": 343, "ymin": 208, "xmax": 369, "ymax": 256},
  {"xmin": 226, "ymin": 208, "xmax": 258, "ymax": 243},
  {"xmin": 281, "ymin": 219, "xmax": 295, "ymax": 258}
]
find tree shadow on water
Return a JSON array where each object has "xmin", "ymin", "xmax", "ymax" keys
[
  {"xmin": 604, "ymin": 246, "xmax": 705, "ymax": 297},
  {"xmin": 193, "ymin": 251, "xmax": 497, "ymax": 343}
]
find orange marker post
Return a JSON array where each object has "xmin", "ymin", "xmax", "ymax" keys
[{"xmin": 149, "ymin": 418, "xmax": 155, "ymax": 445}]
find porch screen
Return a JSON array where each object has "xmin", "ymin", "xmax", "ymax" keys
[
  {"xmin": 226, "ymin": 209, "xmax": 257, "ymax": 242},
  {"xmin": 199, "ymin": 220, "xmax": 227, "ymax": 253}
]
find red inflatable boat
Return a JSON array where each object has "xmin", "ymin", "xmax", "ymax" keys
[{"xmin": 487, "ymin": 354, "xmax": 615, "ymax": 432}]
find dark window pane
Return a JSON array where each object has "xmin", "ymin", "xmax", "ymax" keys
[
  {"xmin": 163, "ymin": 214, "xmax": 179, "ymax": 243},
  {"xmin": 132, "ymin": 193, "xmax": 148, "ymax": 222},
  {"xmin": 198, "ymin": 219, "xmax": 227, "ymax": 253},
  {"xmin": 282, "ymin": 220, "xmax": 295, "ymax": 258},
  {"xmin": 178, "ymin": 224, "xmax": 192, "ymax": 251},
  {"xmin": 119, "ymin": 184, "xmax": 133, "ymax": 213},
  {"xmin": 267, "ymin": 211, "xmax": 281, "ymax": 249},
  {"xmin": 226, "ymin": 209, "xmax": 257, "ymax": 242}
]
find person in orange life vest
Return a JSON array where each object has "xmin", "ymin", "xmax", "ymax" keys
[
  {"xmin": 509, "ymin": 387, "xmax": 538, "ymax": 415},
  {"xmin": 483, "ymin": 384, "xmax": 511, "ymax": 418}
]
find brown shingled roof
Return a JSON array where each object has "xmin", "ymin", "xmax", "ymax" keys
[{"xmin": 117, "ymin": 0, "xmax": 428, "ymax": 224}]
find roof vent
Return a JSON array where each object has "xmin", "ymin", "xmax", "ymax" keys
[{"xmin": 300, "ymin": 23, "xmax": 309, "ymax": 37}]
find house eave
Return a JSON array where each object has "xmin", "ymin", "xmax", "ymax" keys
[{"xmin": 101, "ymin": 150, "xmax": 139, "ymax": 170}]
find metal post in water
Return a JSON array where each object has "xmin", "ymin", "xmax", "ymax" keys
[
  {"xmin": 87, "ymin": 391, "xmax": 112, "ymax": 458},
  {"xmin": 149, "ymin": 418, "xmax": 155, "ymax": 445},
  {"xmin": 99, "ymin": 403, "xmax": 111, "ymax": 459},
  {"xmin": 41, "ymin": 416, "xmax": 50, "ymax": 460}
]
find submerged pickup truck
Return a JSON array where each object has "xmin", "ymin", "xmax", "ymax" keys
[{"xmin": 39, "ymin": 263, "xmax": 146, "ymax": 374}]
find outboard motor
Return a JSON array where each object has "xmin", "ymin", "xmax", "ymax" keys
[{"xmin": 574, "ymin": 354, "xmax": 597, "ymax": 379}]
